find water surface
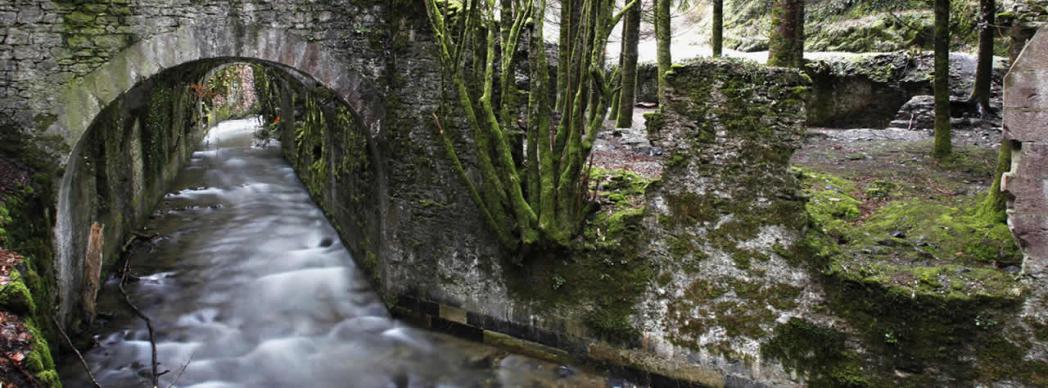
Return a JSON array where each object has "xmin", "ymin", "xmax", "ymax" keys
[{"xmin": 59, "ymin": 118, "xmax": 611, "ymax": 388}]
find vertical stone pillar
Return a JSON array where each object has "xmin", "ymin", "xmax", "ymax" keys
[{"xmin": 1001, "ymin": 26, "xmax": 1048, "ymax": 358}]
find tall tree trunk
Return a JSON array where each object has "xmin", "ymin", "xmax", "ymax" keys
[
  {"xmin": 616, "ymin": 0, "xmax": 641, "ymax": 127},
  {"xmin": 768, "ymin": 0, "xmax": 804, "ymax": 67},
  {"xmin": 970, "ymin": 0, "xmax": 995, "ymax": 116},
  {"xmin": 712, "ymin": 0, "xmax": 723, "ymax": 57},
  {"xmin": 655, "ymin": 0, "xmax": 671, "ymax": 107},
  {"xmin": 933, "ymin": 0, "xmax": 953, "ymax": 159}
]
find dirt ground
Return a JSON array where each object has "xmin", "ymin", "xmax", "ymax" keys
[{"xmin": 792, "ymin": 126, "xmax": 1001, "ymax": 213}]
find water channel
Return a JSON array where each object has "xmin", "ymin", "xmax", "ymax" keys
[{"xmin": 58, "ymin": 118, "xmax": 615, "ymax": 387}]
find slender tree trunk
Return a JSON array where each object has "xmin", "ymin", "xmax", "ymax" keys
[
  {"xmin": 557, "ymin": 0, "xmax": 572, "ymax": 109},
  {"xmin": 655, "ymin": 0, "xmax": 672, "ymax": 106},
  {"xmin": 933, "ymin": 0, "xmax": 953, "ymax": 159},
  {"xmin": 982, "ymin": 140, "xmax": 1012, "ymax": 219},
  {"xmin": 768, "ymin": 0, "xmax": 804, "ymax": 67},
  {"xmin": 712, "ymin": 0, "xmax": 723, "ymax": 57},
  {"xmin": 616, "ymin": 0, "xmax": 641, "ymax": 127},
  {"xmin": 970, "ymin": 0, "xmax": 995, "ymax": 116}
]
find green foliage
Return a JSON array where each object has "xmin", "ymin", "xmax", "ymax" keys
[{"xmin": 0, "ymin": 202, "xmax": 10, "ymax": 244}]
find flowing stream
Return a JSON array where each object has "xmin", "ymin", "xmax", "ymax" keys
[{"xmin": 58, "ymin": 118, "xmax": 612, "ymax": 387}]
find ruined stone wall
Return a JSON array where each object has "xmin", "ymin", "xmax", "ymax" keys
[
  {"xmin": 1002, "ymin": 26, "xmax": 1048, "ymax": 373},
  {"xmin": 636, "ymin": 59, "xmax": 815, "ymax": 385}
]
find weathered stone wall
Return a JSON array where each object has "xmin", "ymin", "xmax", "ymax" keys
[
  {"xmin": 632, "ymin": 53, "xmax": 1006, "ymax": 130},
  {"xmin": 0, "ymin": 0, "xmax": 391, "ymax": 144},
  {"xmin": 636, "ymin": 59, "xmax": 815, "ymax": 385},
  {"xmin": 805, "ymin": 52, "xmax": 1010, "ymax": 129},
  {"xmin": 1002, "ymin": 26, "xmax": 1048, "ymax": 371},
  {"xmin": 57, "ymin": 64, "xmax": 211, "ymax": 329}
]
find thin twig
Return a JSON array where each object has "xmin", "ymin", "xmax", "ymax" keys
[
  {"xmin": 165, "ymin": 353, "xmax": 193, "ymax": 388},
  {"xmin": 51, "ymin": 316, "xmax": 102, "ymax": 388},
  {"xmin": 119, "ymin": 259, "xmax": 160, "ymax": 388}
]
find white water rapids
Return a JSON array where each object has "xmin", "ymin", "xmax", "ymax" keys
[{"xmin": 58, "ymin": 118, "xmax": 613, "ymax": 387}]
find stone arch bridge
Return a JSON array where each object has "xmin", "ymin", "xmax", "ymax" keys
[{"xmin": 2, "ymin": 1, "xmax": 1048, "ymax": 386}]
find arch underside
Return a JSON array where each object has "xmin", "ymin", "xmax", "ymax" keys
[{"xmin": 49, "ymin": 25, "xmax": 386, "ymax": 325}]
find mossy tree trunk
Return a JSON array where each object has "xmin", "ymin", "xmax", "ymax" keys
[
  {"xmin": 655, "ymin": 0, "xmax": 672, "ymax": 106},
  {"xmin": 426, "ymin": 0, "xmax": 636, "ymax": 250},
  {"xmin": 712, "ymin": 0, "xmax": 723, "ymax": 58},
  {"xmin": 933, "ymin": 0, "xmax": 953, "ymax": 159},
  {"xmin": 982, "ymin": 140, "xmax": 1012, "ymax": 220},
  {"xmin": 969, "ymin": 0, "xmax": 995, "ymax": 116},
  {"xmin": 768, "ymin": 0, "xmax": 804, "ymax": 67},
  {"xmin": 616, "ymin": 0, "xmax": 641, "ymax": 127},
  {"xmin": 557, "ymin": 0, "xmax": 582, "ymax": 109}
]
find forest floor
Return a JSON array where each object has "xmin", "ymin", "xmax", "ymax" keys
[{"xmin": 792, "ymin": 126, "xmax": 1002, "ymax": 211}]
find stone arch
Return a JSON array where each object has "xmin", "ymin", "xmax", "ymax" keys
[
  {"xmin": 49, "ymin": 25, "xmax": 386, "ymax": 325},
  {"xmin": 1001, "ymin": 27, "xmax": 1048, "ymax": 349}
]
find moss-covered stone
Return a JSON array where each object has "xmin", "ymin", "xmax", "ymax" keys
[
  {"xmin": 798, "ymin": 167, "xmax": 1023, "ymax": 300},
  {"xmin": 0, "ymin": 271, "xmax": 36, "ymax": 314},
  {"xmin": 499, "ymin": 168, "xmax": 655, "ymax": 345},
  {"xmin": 796, "ymin": 165, "xmax": 1041, "ymax": 384},
  {"xmin": 762, "ymin": 318, "xmax": 871, "ymax": 387}
]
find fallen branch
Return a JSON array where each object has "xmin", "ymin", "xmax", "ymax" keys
[
  {"xmin": 119, "ymin": 259, "xmax": 160, "ymax": 388},
  {"xmin": 50, "ymin": 316, "xmax": 102, "ymax": 388},
  {"xmin": 119, "ymin": 232, "xmax": 156, "ymax": 255}
]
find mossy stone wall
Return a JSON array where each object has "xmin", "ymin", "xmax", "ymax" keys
[{"xmin": 635, "ymin": 58, "xmax": 816, "ymax": 385}]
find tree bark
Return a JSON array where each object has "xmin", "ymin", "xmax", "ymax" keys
[
  {"xmin": 655, "ymin": 0, "xmax": 671, "ymax": 106},
  {"xmin": 712, "ymin": 0, "xmax": 723, "ymax": 57},
  {"xmin": 768, "ymin": 0, "xmax": 804, "ymax": 67},
  {"xmin": 970, "ymin": 0, "xmax": 995, "ymax": 115},
  {"xmin": 426, "ymin": 0, "xmax": 634, "ymax": 249},
  {"xmin": 616, "ymin": 0, "xmax": 641, "ymax": 127},
  {"xmin": 983, "ymin": 139, "xmax": 1012, "ymax": 219},
  {"xmin": 933, "ymin": 0, "xmax": 952, "ymax": 159}
]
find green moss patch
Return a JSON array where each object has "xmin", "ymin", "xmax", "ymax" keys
[
  {"xmin": 797, "ymin": 166, "xmax": 1021, "ymax": 302},
  {"xmin": 793, "ymin": 162, "xmax": 1040, "ymax": 384},
  {"xmin": 762, "ymin": 318, "xmax": 871, "ymax": 387}
]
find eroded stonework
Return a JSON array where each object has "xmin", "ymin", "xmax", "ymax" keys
[{"xmin": 1002, "ymin": 26, "xmax": 1048, "ymax": 366}]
